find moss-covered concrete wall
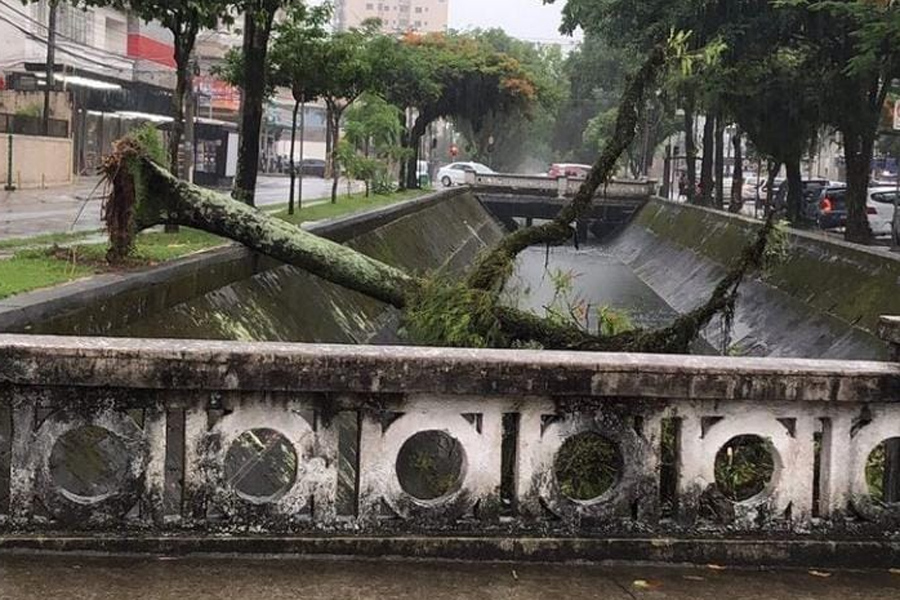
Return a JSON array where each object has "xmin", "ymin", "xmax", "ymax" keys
[
  {"xmin": 113, "ymin": 190, "xmax": 505, "ymax": 343},
  {"xmin": 614, "ymin": 199, "xmax": 893, "ymax": 359}
]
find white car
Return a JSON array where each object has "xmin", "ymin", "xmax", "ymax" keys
[
  {"xmin": 867, "ymin": 186, "xmax": 899, "ymax": 236},
  {"xmin": 436, "ymin": 162, "xmax": 495, "ymax": 187}
]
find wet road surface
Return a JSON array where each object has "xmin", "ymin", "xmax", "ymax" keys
[{"xmin": 1, "ymin": 555, "xmax": 899, "ymax": 599}]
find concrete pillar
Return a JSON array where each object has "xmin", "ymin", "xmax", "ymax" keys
[{"xmin": 877, "ymin": 316, "xmax": 900, "ymax": 502}]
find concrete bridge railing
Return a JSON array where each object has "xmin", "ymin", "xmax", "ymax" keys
[
  {"xmin": 3, "ymin": 332, "xmax": 900, "ymax": 566},
  {"xmin": 465, "ymin": 172, "xmax": 658, "ymax": 199}
]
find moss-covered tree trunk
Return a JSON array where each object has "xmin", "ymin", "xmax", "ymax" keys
[
  {"xmin": 101, "ymin": 44, "xmax": 775, "ymax": 357},
  {"xmin": 108, "ymin": 143, "xmax": 412, "ymax": 307}
]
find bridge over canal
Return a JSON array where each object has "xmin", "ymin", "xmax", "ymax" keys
[{"xmin": 468, "ymin": 173, "xmax": 653, "ymax": 238}]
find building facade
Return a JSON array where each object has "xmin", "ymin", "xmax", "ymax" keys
[{"xmin": 334, "ymin": 0, "xmax": 449, "ymax": 33}]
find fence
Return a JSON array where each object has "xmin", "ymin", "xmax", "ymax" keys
[
  {"xmin": 2, "ymin": 331, "xmax": 900, "ymax": 565},
  {"xmin": 0, "ymin": 114, "xmax": 69, "ymax": 139}
]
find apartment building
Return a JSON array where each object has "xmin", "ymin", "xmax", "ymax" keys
[{"xmin": 334, "ymin": 0, "xmax": 449, "ymax": 33}]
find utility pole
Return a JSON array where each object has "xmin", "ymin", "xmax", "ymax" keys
[{"xmin": 43, "ymin": 0, "xmax": 59, "ymax": 136}]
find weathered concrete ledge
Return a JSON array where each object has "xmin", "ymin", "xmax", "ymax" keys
[
  {"xmin": 2, "ymin": 535, "xmax": 900, "ymax": 569},
  {"xmin": 3, "ymin": 334, "xmax": 900, "ymax": 566},
  {"xmin": 0, "ymin": 187, "xmax": 471, "ymax": 336},
  {"xmin": 1, "ymin": 334, "xmax": 898, "ymax": 402}
]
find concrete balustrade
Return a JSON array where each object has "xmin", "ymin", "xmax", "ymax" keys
[
  {"xmin": 465, "ymin": 171, "xmax": 657, "ymax": 200},
  {"xmin": 2, "ymin": 334, "xmax": 900, "ymax": 565}
]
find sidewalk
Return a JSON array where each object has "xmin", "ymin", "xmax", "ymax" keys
[
  {"xmin": 0, "ymin": 555, "xmax": 897, "ymax": 600},
  {"xmin": 0, "ymin": 176, "xmax": 353, "ymax": 241}
]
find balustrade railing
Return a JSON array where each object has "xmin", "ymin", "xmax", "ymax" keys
[
  {"xmin": 2, "ymin": 332, "xmax": 900, "ymax": 552},
  {"xmin": 467, "ymin": 172, "xmax": 657, "ymax": 199}
]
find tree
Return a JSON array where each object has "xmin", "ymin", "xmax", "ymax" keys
[
  {"xmin": 372, "ymin": 33, "xmax": 541, "ymax": 189},
  {"xmin": 231, "ymin": 0, "xmax": 287, "ymax": 206},
  {"xmin": 457, "ymin": 29, "xmax": 565, "ymax": 172},
  {"xmin": 317, "ymin": 26, "xmax": 377, "ymax": 204},
  {"xmin": 802, "ymin": 0, "xmax": 900, "ymax": 242},
  {"xmin": 102, "ymin": 36, "xmax": 775, "ymax": 355},
  {"xmin": 340, "ymin": 93, "xmax": 407, "ymax": 196},
  {"xmin": 270, "ymin": 3, "xmax": 330, "ymax": 214}
]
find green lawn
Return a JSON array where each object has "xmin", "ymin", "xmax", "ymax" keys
[
  {"xmin": 0, "ymin": 230, "xmax": 99, "ymax": 251},
  {"xmin": 0, "ymin": 255, "xmax": 95, "ymax": 300},
  {"xmin": 0, "ymin": 188, "xmax": 428, "ymax": 300},
  {"xmin": 274, "ymin": 188, "xmax": 429, "ymax": 226}
]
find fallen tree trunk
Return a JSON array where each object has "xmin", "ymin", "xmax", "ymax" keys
[
  {"xmin": 103, "ymin": 140, "xmax": 414, "ymax": 309},
  {"xmin": 101, "ymin": 41, "xmax": 773, "ymax": 355}
]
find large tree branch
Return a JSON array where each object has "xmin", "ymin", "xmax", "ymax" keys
[
  {"xmin": 465, "ymin": 45, "xmax": 667, "ymax": 292},
  {"xmin": 103, "ymin": 141, "xmax": 414, "ymax": 308}
]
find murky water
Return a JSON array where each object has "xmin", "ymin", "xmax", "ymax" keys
[{"xmin": 507, "ymin": 243, "xmax": 678, "ymax": 333}]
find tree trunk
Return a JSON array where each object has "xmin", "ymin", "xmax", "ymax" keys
[
  {"xmin": 233, "ymin": 10, "xmax": 274, "ymax": 207},
  {"xmin": 298, "ymin": 100, "xmax": 305, "ymax": 211},
  {"xmin": 324, "ymin": 105, "xmax": 334, "ymax": 180},
  {"xmin": 43, "ymin": 0, "xmax": 58, "ymax": 137},
  {"xmin": 785, "ymin": 157, "xmax": 803, "ymax": 225},
  {"xmin": 765, "ymin": 160, "xmax": 780, "ymax": 217},
  {"xmin": 714, "ymin": 115, "xmax": 725, "ymax": 210},
  {"xmin": 288, "ymin": 98, "xmax": 300, "ymax": 216},
  {"xmin": 700, "ymin": 114, "xmax": 715, "ymax": 207},
  {"xmin": 110, "ymin": 147, "xmax": 413, "ymax": 307},
  {"xmin": 683, "ymin": 95, "xmax": 697, "ymax": 204},
  {"xmin": 844, "ymin": 134, "xmax": 874, "ymax": 243},
  {"xmin": 329, "ymin": 106, "xmax": 342, "ymax": 204},
  {"xmin": 168, "ymin": 45, "xmax": 189, "ymax": 178},
  {"xmin": 105, "ymin": 136, "xmax": 771, "ymax": 356},
  {"xmin": 398, "ymin": 124, "xmax": 409, "ymax": 190},
  {"xmin": 729, "ymin": 128, "xmax": 744, "ymax": 214}
]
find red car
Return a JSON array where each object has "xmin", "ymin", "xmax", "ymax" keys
[{"xmin": 548, "ymin": 163, "xmax": 593, "ymax": 179}]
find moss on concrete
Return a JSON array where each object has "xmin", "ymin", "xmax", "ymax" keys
[{"xmin": 637, "ymin": 199, "xmax": 900, "ymax": 334}]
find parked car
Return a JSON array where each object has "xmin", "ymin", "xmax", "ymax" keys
[
  {"xmin": 815, "ymin": 186, "xmax": 847, "ymax": 230},
  {"xmin": 816, "ymin": 185, "xmax": 898, "ymax": 235},
  {"xmin": 867, "ymin": 186, "xmax": 898, "ymax": 236},
  {"xmin": 773, "ymin": 179, "xmax": 831, "ymax": 221},
  {"xmin": 548, "ymin": 163, "xmax": 593, "ymax": 179},
  {"xmin": 436, "ymin": 162, "xmax": 495, "ymax": 187},
  {"xmin": 300, "ymin": 158, "xmax": 327, "ymax": 178}
]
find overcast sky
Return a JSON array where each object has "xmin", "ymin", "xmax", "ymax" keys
[{"xmin": 449, "ymin": 0, "xmax": 581, "ymax": 47}]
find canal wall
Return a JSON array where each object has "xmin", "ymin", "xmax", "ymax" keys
[
  {"xmin": 610, "ymin": 198, "xmax": 895, "ymax": 359},
  {"xmin": 0, "ymin": 188, "xmax": 504, "ymax": 342}
]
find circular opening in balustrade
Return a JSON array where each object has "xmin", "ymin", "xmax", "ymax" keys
[
  {"xmin": 396, "ymin": 430, "xmax": 466, "ymax": 501},
  {"xmin": 49, "ymin": 425, "xmax": 130, "ymax": 502},
  {"xmin": 714, "ymin": 435, "xmax": 776, "ymax": 502},
  {"xmin": 865, "ymin": 438, "xmax": 900, "ymax": 504},
  {"xmin": 224, "ymin": 429, "xmax": 297, "ymax": 503},
  {"xmin": 555, "ymin": 432, "xmax": 622, "ymax": 502}
]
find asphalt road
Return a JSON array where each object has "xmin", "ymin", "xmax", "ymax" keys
[
  {"xmin": 0, "ymin": 176, "xmax": 350, "ymax": 241},
  {"xmin": 0, "ymin": 555, "xmax": 898, "ymax": 600}
]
